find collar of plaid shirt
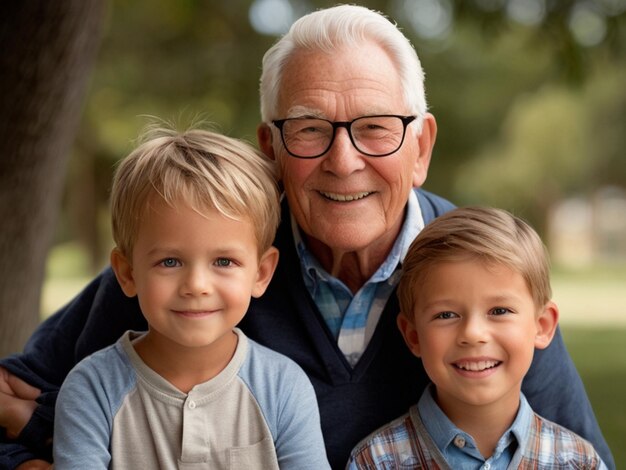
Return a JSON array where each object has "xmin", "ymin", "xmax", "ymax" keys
[{"xmin": 418, "ymin": 384, "xmax": 529, "ymax": 468}]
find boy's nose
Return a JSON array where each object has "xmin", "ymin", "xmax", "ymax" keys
[
  {"xmin": 457, "ymin": 316, "xmax": 489, "ymax": 345},
  {"xmin": 181, "ymin": 268, "xmax": 211, "ymax": 296}
]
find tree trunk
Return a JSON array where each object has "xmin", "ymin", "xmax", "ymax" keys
[{"xmin": 0, "ymin": 1, "xmax": 107, "ymax": 356}]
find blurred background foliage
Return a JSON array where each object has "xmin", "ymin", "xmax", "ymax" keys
[
  {"xmin": 45, "ymin": 0, "xmax": 625, "ymax": 463},
  {"xmin": 56, "ymin": 0, "xmax": 626, "ymax": 272}
]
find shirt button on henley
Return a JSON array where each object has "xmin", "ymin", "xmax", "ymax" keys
[
  {"xmin": 188, "ymin": 400, "xmax": 197, "ymax": 409},
  {"xmin": 453, "ymin": 435, "xmax": 466, "ymax": 448}
]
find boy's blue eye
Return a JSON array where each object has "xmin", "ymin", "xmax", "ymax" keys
[
  {"xmin": 215, "ymin": 258, "xmax": 232, "ymax": 267},
  {"xmin": 161, "ymin": 258, "xmax": 179, "ymax": 268}
]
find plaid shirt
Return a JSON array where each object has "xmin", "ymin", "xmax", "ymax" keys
[
  {"xmin": 294, "ymin": 191, "xmax": 423, "ymax": 367},
  {"xmin": 347, "ymin": 389, "xmax": 607, "ymax": 469}
]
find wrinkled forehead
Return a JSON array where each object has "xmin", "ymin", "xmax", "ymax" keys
[{"xmin": 277, "ymin": 44, "xmax": 405, "ymax": 119}]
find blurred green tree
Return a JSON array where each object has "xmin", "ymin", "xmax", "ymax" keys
[
  {"xmin": 58, "ymin": 0, "xmax": 626, "ymax": 270},
  {"xmin": 47, "ymin": 0, "xmax": 626, "ymax": 285}
]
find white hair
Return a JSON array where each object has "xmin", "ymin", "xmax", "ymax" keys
[{"xmin": 259, "ymin": 4, "xmax": 427, "ymax": 131}]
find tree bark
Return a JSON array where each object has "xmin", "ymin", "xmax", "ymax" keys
[{"xmin": 0, "ymin": 1, "xmax": 107, "ymax": 356}]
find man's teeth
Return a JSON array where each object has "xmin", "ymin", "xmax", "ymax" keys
[
  {"xmin": 455, "ymin": 360, "xmax": 500, "ymax": 371},
  {"xmin": 320, "ymin": 191, "xmax": 371, "ymax": 202}
]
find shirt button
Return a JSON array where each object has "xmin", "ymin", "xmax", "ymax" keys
[
  {"xmin": 453, "ymin": 435, "xmax": 466, "ymax": 448},
  {"xmin": 188, "ymin": 400, "xmax": 197, "ymax": 409},
  {"xmin": 483, "ymin": 464, "xmax": 491, "ymax": 470}
]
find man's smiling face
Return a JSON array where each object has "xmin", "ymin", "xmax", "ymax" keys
[{"xmin": 272, "ymin": 42, "xmax": 429, "ymax": 255}]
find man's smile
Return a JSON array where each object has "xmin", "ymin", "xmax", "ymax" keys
[{"xmin": 319, "ymin": 190, "xmax": 372, "ymax": 202}]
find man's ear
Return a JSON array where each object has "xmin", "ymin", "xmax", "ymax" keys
[
  {"xmin": 534, "ymin": 301, "xmax": 559, "ymax": 349},
  {"xmin": 413, "ymin": 113, "xmax": 437, "ymax": 188},
  {"xmin": 251, "ymin": 247, "xmax": 280, "ymax": 298},
  {"xmin": 257, "ymin": 123, "xmax": 276, "ymax": 161},
  {"xmin": 110, "ymin": 248, "xmax": 137, "ymax": 298},
  {"xmin": 397, "ymin": 312, "xmax": 421, "ymax": 358}
]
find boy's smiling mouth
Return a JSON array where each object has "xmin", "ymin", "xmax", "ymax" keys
[{"xmin": 453, "ymin": 359, "xmax": 502, "ymax": 372}]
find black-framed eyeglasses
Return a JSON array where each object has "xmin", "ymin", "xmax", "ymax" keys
[{"xmin": 272, "ymin": 114, "xmax": 417, "ymax": 159}]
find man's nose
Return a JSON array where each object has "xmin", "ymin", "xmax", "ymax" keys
[{"xmin": 321, "ymin": 128, "xmax": 366, "ymax": 176}]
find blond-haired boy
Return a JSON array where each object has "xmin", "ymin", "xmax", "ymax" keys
[
  {"xmin": 348, "ymin": 207, "xmax": 606, "ymax": 469},
  {"xmin": 53, "ymin": 127, "xmax": 330, "ymax": 469}
]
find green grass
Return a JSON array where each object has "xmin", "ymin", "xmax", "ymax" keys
[
  {"xmin": 41, "ymin": 242, "xmax": 103, "ymax": 317},
  {"xmin": 562, "ymin": 326, "xmax": 626, "ymax": 468},
  {"xmin": 552, "ymin": 265, "xmax": 626, "ymax": 329},
  {"xmin": 553, "ymin": 265, "xmax": 626, "ymax": 467},
  {"xmin": 44, "ymin": 241, "xmax": 95, "ymax": 279}
]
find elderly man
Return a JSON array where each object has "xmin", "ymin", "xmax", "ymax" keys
[{"xmin": 0, "ymin": 5, "xmax": 613, "ymax": 470}]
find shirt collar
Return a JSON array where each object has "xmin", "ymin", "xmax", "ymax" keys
[
  {"xmin": 417, "ymin": 384, "xmax": 532, "ymax": 457},
  {"xmin": 417, "ymin": 384, "xmax": 466, "ymax": 452},
  {"xmin": 509, "ymin": 392, "xmax": 533, "ymax": 449},
  {"xmin": 292, "ymin": 189, "xmax": 424, "ymax": 286}
]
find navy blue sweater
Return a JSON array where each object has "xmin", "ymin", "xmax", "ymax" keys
[{"xmin": 0, "ymin": 189, "xmax": 614, "ymax": 469}]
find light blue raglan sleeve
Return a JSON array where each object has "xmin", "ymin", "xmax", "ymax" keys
[
  {"xmin": 243, "ymin": 341, "xmax": 331, "ymax": 470},
  {"xmin": 274, "ymin": 364, "xmax": 330, "ymax": 470},
  {"xmin": 53, "ymin": 342, "xmax": 135, "ymax": 469}
]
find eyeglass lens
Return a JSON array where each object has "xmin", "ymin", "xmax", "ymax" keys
[{"xmin": 281, "ymin": 116, "xmax": 408, "ymax": 158}]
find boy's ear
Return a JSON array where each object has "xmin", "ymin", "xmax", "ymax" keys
[
  {"xmin": 397, "ymin": 312, "xmax": 421, "ymax": 358},
  {"xmin": 110, "ymin": 248, "xmax": 137, "ymax": 298},
  {"xmin": 251, "ymin": 247, "xmax": 279, "ymax": 298},
  {"xmin": 534, "ymin": 301, "xmax": 559, "ymax": 349}
]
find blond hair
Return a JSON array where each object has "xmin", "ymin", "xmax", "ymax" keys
[
  {"xmin": 110, "ymin": 126, "xmax": 280, "ymax": 258},
  {"xmin": 398, "ymin": 207, "xmax": 551, "ymax": 316}
]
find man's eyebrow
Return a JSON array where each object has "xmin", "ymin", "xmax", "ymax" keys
[{"xmin": 285, "ymin": 106, "xmax": 325, "ymax": 119}]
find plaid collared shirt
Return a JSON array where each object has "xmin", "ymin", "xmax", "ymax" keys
[
  {"xmin": 294, "ymin": 191, "xmax": 424, "ymax": 367},
  {"xmin": 347, "ymin": 390, "xmax": 608, "ymax": 469}
]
